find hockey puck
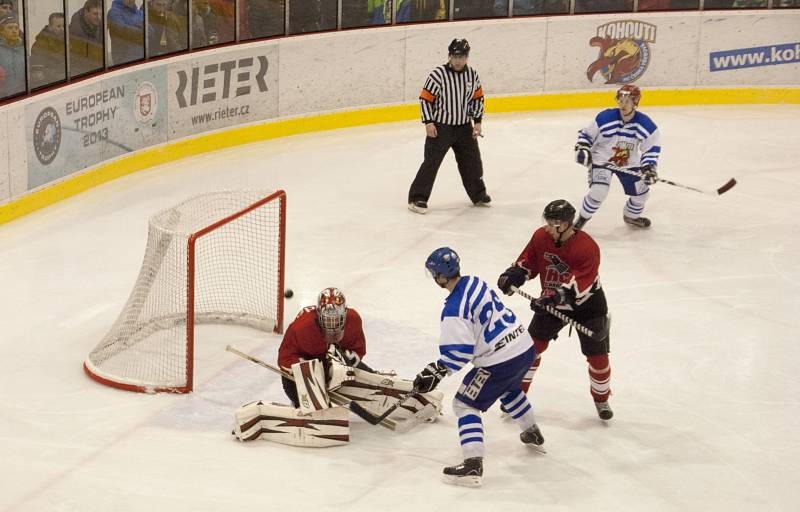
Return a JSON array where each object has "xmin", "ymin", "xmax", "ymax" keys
[{"xmin": 284, "ymin": 289, "xmax": 294, "ymax": 299}]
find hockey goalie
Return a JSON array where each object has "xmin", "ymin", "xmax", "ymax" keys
[{"xmin": 231, "ymin": 287, "xmax": 444, "ymax": 447}]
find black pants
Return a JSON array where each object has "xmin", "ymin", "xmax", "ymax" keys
[{"xmin": 408, "ymin": 123, "xmax": 486, "ymax": 204}]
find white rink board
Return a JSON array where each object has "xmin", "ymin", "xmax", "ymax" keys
[
  {"xmin": 278, "ymin": 30, "xmax": 407, "ymax": 116},
  {"xmin": 0, "ymin": 110, "xmax": 8, "ymax": 201},
  {"xmin": 1, "ymin": 10, "xmax": 798, "ymax": 207},
  {"xmin": 402, "ymin": 19, "xmax": 549, "ymax": 98}
]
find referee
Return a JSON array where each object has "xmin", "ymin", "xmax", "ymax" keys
[{"xmin": 408, "ymin": 39, "xmax": 491, "ymax": 214}]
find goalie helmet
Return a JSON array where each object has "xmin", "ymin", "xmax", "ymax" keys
[
  {"xmin": 425, "ymin": 247, "xmax": 460, "ymax": 279},
  {"xmin": 448, "ymin": 38, "xmax": 470, "ymax": 56},
  {"xmin": 616, "ymin": 84, "xmax": 641, "ymax": 106},
  {"xmin": 543, "ymin": 199, "xmax": 576, "ymax": 224},
  {"xmin": 317, "ymin": 287, "xmax": 347, "ymax": 341}
]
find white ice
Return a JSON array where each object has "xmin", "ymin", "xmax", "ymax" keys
[{"xmin": 1, "ymin": 105, "xmax": 799, "ymax": 511}]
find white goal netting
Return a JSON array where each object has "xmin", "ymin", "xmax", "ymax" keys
[{"xmin": 84, "ymin": 190, "xmax": 286, "ymax": 393}]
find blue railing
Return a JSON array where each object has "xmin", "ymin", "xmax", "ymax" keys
[{"xmin": 0, "ymin": 0, "xmax": 797, "ymax": 103}]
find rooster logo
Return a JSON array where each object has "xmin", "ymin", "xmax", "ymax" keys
[{"xmin": 586, "ymin": 21, "xmax": 656, "ymax": 85}]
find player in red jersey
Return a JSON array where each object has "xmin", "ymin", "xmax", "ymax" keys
[
  {"xmin": 497, "ymin": 200, "xmax": 613, "ymax": 420},
  {"xmin": 278, "ymin": 287, "xmax": 368, "ymax": 407}
]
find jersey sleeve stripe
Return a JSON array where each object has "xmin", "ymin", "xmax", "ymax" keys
[
  {"xmin": 440, "ymin": 343, "xmax": 476, "ymax": 353},
  {"xmin": 462, "ymin": 277, "xmax": 480, "ymax": 319},
  {"xmin": 440, "ymin": 359, "xmax": 464, "ymax": 372}
]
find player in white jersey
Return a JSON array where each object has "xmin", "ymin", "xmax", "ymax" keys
[
  {"xmin": 413, "ymin": 247, "xmax": 544, "ymax": 487},
  {"xmin": 573, "ymin": 85, "xmax": 661, "ymax": 230}
]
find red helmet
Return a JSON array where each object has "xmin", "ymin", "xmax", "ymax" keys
[
  {"xmin": 616, "ymin": 84, "xmax": 641, "ymax": 107},
  {"xmin": 317, "ymin": 287, "xmax": 347, "ymax": 341}
]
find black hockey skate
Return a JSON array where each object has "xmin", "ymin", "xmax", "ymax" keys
[
  {"xmin": 443, "ymin": 457, "xmax": 483, "ymax": 487},
  {"xmin": 623, "ymin": 215, "xmax": 651, "ymax": 228},
  {"xmin": 520, "ymin": 424, "xmax": 546, "ymax": 453},
  {"xmin": 573, "ymin": 215, "xmax": 590, "ymax": 231},
  {"xmin": 408, "ymin": 201, "xmax": 428, "ymax": 214},
  {"xmin": 594, "ymin": 400, "xmax": 614, "ymax": 420},
  {"xmin": 473, "ymin": 194, "xmax": 492, "ymax": 207}
]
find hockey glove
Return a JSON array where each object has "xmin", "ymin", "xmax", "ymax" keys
[
  {"xmin": 575, "ymin": 143, "xmax": 592, "ymax": 168},
  {"xmin": 531, "ymin": 286, "xmax": 576, "ymax": 315},
  {"xmin": 327, "ymin": 343, "xmax": 361, "ymax": 367},
  {"xmin": 413, "ymin": 361, "xmax": 449, "ymax": 393},
  {"xmin": 497, "ymin": 266, "xmax": 528, "ymax": 296},
  {"xmin": 641, "ymin": 164, "xmax": 658, "ymax": 185}
]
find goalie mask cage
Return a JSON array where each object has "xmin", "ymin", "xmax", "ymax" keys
[{"xmin": 84, "ymin": 190, "xmax": 286, "ymax": 393}]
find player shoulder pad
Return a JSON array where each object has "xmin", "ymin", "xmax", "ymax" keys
[
  {"xmin": 632, "ymin": 111, "xmax": 658, "ymax": 134},
  {"xmin": 596, "ymin": 108, "xmax": 621, "ymax": 125}
]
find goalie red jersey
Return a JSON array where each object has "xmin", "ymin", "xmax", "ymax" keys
[
  {"xmin": 278, "ymin": 307, "xmax": 367, "ymax": 369},
  {"xmin": 514, "ymin": 227, "xmax": 601, "ymax": 307}
]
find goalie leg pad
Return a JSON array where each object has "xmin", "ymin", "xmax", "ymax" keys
[
  {"xmin": 292, "ymin": 359, "xmax": 331, "ymax": 414},
  {"xmin": 336, "ymin": 368, "xmax": 444, "ymax": 425},
  {"xmin": 232, "ymin": 401, "xmax": 349, "ymax": 447}
]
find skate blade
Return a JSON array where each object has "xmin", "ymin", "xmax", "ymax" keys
[
  {"xmin": 442, "ymin": 474, "xmax": 482, "ymax": 488},
  {"xmin": 525, "ymin": 444, "xmax": 547, "ymax": 454}
]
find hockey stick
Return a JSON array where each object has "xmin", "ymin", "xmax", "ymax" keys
[
  {"xmin": 225, "ymin": 345, "xmax": 399, "ymax": 430},
  {"xmin": 509, "ymin": 286, "xmax": 608, "ymax": 341},
  {"xmin": 348, "ymin": 389, "xmax": 420, "ymax": 426},
  {"xmin": 601, "ymin": 163, "xmax": 737, "ymax": 196}
]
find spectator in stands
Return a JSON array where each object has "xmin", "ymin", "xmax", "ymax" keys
[
  {"xmin": 208, "ymin": 0, "xmax": 236, "ymax": 44},
  {"xmin": 289, "ymin": 0, "xmax": 335, "ymax": 34},
  {"xmin": 0, "ymin": 13, "xmax": 24, "ymax": 98},
  {"xmin": 69, "ymin": 0, "xmax": 104, "ymax": 76},
  {"xmin": 148, "ymin": 0, "xmax": 186, "ymax": 57},
  {"xmin": 246, "ymin": 0, "xmax": 285, "ymax": 38},
  {"xmin": 30, "ymin": 12, "xmax": 66, "ymax": 89},
  {"xmin": 396, "ymin": 0, "xmax": 446, "ymax": 22},
  {"xmin": 191, "ymin": 0, "xmax": 220, "ymax": 47},
  {"xmin": 0, "ymin": 0, "xmax": 13, "ymax": 19},
  {"xmin": 638, "ymin": 0, "xmax": 699, "ymax": 9},
  {"xmin": 108, "ymin": 0, "xmax": 144, "ymax": 66}
]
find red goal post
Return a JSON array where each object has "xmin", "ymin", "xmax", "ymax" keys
[{"xmin": 84, "ymin": 190, "xmax": 286, "ymax": 393}]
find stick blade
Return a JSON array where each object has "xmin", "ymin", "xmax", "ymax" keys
[
  {"xmin": 348, "ymin": 401, "xmax": 383, "ymax": 425},
  {"xmin": 717, "ymin": 178, "xmax": 737, "ymax": 195}
]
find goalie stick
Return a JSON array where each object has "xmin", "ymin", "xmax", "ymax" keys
[
  {"xmin": 225, "ymin": 345, "xmax": 399, "ymax": 430},
  {"xmin": 601, "ymin": 163, "xmax": 737, "ymax": 196},
  {"xmin": 509, "ymin": 286, "xmax": 609, "ymax": 342}
]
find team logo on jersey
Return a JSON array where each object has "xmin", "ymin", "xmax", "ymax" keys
[
  {"xmin": 586, "ymin": 20, "xmax": 657, "ymax": 85},
  {"xmin": 32, "ymin": 107, "xmax": 61, "ymax": 166},
  {"xmin": 134, "ymin": 81, "xmax": 158, "ymax": 124},
  {"xmin": 543, "ymin": 253, "xmax": 569, "ymax": 287},
  {"xmin": 609, "ymin": 141, "xmax": 635, "ymax": 167}
]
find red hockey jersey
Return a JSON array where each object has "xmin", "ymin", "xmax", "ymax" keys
[
  {"xmin": 277, "ymin": 307, "xmax": 367, "ymax": 369},
  {"xmin": 514, "ymin": 227, "xmax": 602, "ymax": 305}
]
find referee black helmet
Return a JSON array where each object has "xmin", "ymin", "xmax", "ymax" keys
[{"xmin": 448, "ymin": 39, "xmax": 470, "ymax": 56}]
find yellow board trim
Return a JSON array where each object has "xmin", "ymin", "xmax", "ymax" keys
[{"xmin": 2, "ymin": 88, "xmax": 799, "ymax": 225}]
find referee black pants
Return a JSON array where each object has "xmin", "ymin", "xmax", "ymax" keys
[{"xmin": 408, "ymin": 123, "xmax": 487, "ymax": 204}]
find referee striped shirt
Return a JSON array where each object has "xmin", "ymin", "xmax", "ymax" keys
[{"xmin": 419, "ymin": 64, "xmax": 484, "ymax": 126}]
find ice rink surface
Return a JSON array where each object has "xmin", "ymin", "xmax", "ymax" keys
[{"xmin": 1, "ymin": 105, "xmax": 799, "ymax": 511}]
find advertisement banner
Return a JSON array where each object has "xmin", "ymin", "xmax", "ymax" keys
[
  {"xmin": 544, "ymin": 14, "xmax": 701, "ymax": 91},
  {"xmin": 25, "ymin": 67, "xmax": 168, "ymax": 191},
  {"xmin": 698, "ymin": 15, "xmax": 800, "ymax": 85},
  {"xmin": 168, "ymin": 45, "xmax": 279, "ymax": 139}
]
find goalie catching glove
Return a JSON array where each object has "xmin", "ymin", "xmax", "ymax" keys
[
  {"xmin": 327, "ymin": 343, "xmax": 361, "ymax": 367},
  {"xmin": 497, "ymin": 266, "xmax": 527, "ymax": 296},
  {"xmin": 413, "ymin": 361, "xmax": 449, "ymax": 393}
]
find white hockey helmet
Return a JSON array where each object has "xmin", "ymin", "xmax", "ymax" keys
[{"xmin": 317, "ymin": 287, "xmax": 347, "ymax": 341}]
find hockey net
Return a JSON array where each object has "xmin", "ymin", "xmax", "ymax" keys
[{"xmin": 84, "ymin": 190, "xmax": 286, "ymax": 393}]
